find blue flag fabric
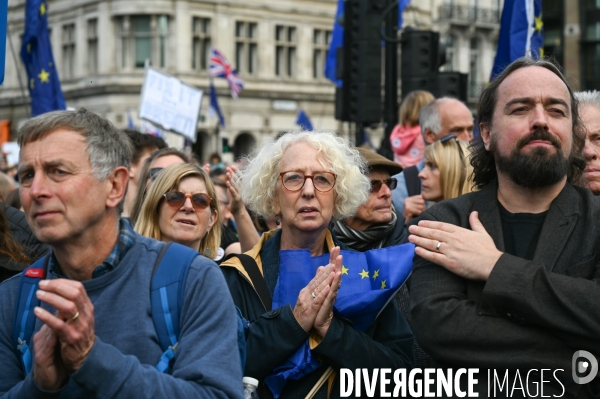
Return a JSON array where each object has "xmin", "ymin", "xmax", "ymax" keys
[
  {"xmin": 264, "ymin": 243, "xmax": 415, "ymax": 398},
  {"xmin": 325, "ymin": 0, "xmax": 411, "ymax": 86},
  {"xmin": 0, "ymin": 0, "xmax": 7, "ymax": 85},
  {"xmin": 490, "ymin": 0, "xmax": 543, "ymax": 79},
  {"xmin": 209, "ymin": 82, "xmax": 225, "ymax": 127},
  {"xmin": 20, "ymin": 0, "xmax": 66, "ymax": 116},
  {"xmin": 295, "ymin": 109, "xmax": 314, "ymax": 131},
  {"xmin": 324, "ymin": 0, "xmax": 344, "ymax": 86},
  {"xmin": 127, "ymin": 109, "xmax": 135, "ymax": 130}
]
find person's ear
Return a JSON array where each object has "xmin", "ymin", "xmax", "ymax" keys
[
  {"xmin": 208, "ymin": 209, "xmax": 218, "ymax": 230},
  {"xmin": 424, "ymin": 129, "xmax": 437, "ymax": 144},
  {"xmin": 105, "ymin": 167, "xmax": 129, "ymax": 209},
  {"xmin": 480, "ymin": 123, "xmax": 491, "ymax": 151}
]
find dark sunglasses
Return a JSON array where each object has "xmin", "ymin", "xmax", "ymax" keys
[
  {"xmin": 440, "ymin": 134, "xmax": 465, "ymax": 162},
  {"xmin": 440, "ymin": 134, "xmax": 457, "ymax": 143},
  {"xmin": 148, "ymin": 167, "xmax": 163, "ymax": 182},
  {"xmin": 163, "ymin": 191, "xmax": 213, "ymax": 210},
  {"xmin": 370, "ymin": 178, "xmax": 398, "ymax": 193}
]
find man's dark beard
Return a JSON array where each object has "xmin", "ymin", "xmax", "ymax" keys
[{"xmin": 492, "ymin": 129, "xmax": 570, "ymax": 189}]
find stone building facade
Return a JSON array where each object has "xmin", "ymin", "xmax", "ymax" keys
[{"xmin": 1, "ymin": 0, "xmax": 503, "ymax": 161}]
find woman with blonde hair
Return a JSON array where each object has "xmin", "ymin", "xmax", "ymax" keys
[
  {"xmin": 418, "ymin": 135, "xmax": 475, "ymax": 204},
  {"xmin": 135, "ymin": 163, "xmax": 221, "ymax": 258},
  {"xmin": 390, "ymin": 90, "xmax": 435, "ymax": 167}
]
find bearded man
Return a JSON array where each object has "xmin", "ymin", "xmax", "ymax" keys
[{"xmin": 408, "ymin": 57, "xmax": 600, "ymax": 398}]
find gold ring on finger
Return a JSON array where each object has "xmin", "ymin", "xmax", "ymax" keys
[{"xmin": 70, "ymin": 311, "xmax": 80, "ymax": 322}]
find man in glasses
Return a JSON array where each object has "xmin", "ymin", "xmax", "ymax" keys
[
  {"xmin": 408, "ymin": 58, "xmax": 600, "ymax": 396},
  {"xmin": 391, "ymin": 97, "xmax": 474, "ymax": 220},
  {"xmin": 0, "ymin": 109, "xmax": 243, "ymax": 397},
  {"xmin": 332, "ymin": 147, "xmax": 433, "ymax": 367},
  {"xmin": 332, "ymin": 147, "xmax": 405, "ymax": 251}
]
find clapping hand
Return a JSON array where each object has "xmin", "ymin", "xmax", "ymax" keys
[{"xmin": 292, "ymin": 247, "xmax": 342, "ymax": 337}]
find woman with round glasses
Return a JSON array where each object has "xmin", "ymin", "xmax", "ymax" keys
[
  {"xmin": 220, "ymin": 132, "xmax": 414, "ymax": 398},
  {"xmin": 417, "ymin": 135, "xmax": 476, "ymax": 208},
  {"xmin": 134, "ymin": 163, "xmax": 220, "ymax": 258}
]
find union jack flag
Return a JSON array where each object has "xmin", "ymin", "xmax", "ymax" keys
[{"xmin": 209, "ymin": 46, "xmax": 244, "ymax": 98}]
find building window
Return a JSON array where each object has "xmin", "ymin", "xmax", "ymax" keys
[
  {"xmin": 87, "ymin": 19, "xmax": 98, "ymax": 74},
  {"xmin": 313, "ymin": 29, "xmax": 331, "ymax": 79},
  {"xmin": 468, "ymin": 38, "xmax": 480, "ymax": 98},
  {"xmin": 62, "ymin": 23, "xmax": 75, "ymax": 79},
  {"xmin": 442, "ymin": 34, "xmax": 455, "ymax": 71},
  {"xmin": 192, "ymin": 17, "xmax": 211, "ymax": 71},
  {"xmin": 235, "ymin": 21, "xmax": 257, "ymax": 75},
  {"xmin": 118, "ymin": 15, "xmax": 169, "ymax": 69},
  {"xmin": 275, "ymin": 25, "xmax": 296, "ymax": 77}
]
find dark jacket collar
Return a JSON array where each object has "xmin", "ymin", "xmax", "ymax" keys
[{"xmin": 473, "ymin": 181, "xmax": 580, "ymax": 272}]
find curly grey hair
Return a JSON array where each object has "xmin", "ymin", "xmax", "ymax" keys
[{"xmin": 237, "ymin": 131, "xmax": 370, "ymax": 221}]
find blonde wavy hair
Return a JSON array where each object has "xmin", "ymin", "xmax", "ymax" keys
[
  {"xmin": 236, "ymin": 131, "xmax": 370, "ymax": 221},
  {"xmin": 134, "ymin": 163, "xmax": 221, "ymax": 257},
  {"xmin": 424, "ymin": 139, "xmax": 476, "ymax": 200}
]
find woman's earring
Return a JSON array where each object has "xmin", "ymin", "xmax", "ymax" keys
[
  {"xmin": 204, "ymin": 248, "xmax": 211, "ymax": 257},
  {"xmin": 275, "ymin": 218, "xmax": 281, "ymax": 226}
]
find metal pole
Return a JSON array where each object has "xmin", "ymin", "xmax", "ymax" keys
[
  {"xmin": 6, "ymin": 24, "xmax": 30, "ymax": 118},
  {"xmin": 355, "ymin": 122, "xmax": 363, "ymax": 146},
  {"xmin": 380, "ymin": 0, "xmax": 398, "ymax": 160}
]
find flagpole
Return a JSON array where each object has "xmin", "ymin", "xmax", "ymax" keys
[
  {"xmin": 6, "ymin": 24, "xmax": 30, "ymax": 118},
  {"xmin": 210, "ymin": 77, "xmax": 221, "ymax": 156}
]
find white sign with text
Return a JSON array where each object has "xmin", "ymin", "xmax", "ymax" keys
[{"xmin": 139, "ymin": 68, "xmax": 203, "ymax": 142}]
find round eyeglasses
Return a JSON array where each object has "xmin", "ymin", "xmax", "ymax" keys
[
  {"xmin": 279, "ymin": 171, "xmax": 336, "ymax": 192},
  {"xmin": 163, "ymin": 192, "xmax": 213, "ymax": 210}
]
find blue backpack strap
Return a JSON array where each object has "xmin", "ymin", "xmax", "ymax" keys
[
  {"xmin": 150, "ymin": 242, "xmax": 198, "ymax": 373},
  {"xmin": 235, "ymin": 306, "xmax": 249, "ymax": 372},
  {"xmin": 12, "ymin": 256, "xmax": 48, "ymax": 376}
]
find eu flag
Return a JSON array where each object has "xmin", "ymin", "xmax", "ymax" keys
[
  {"xmin": 295, "ymin": 109, "xmax": 313, "ymax": 131},
  {"xmin": 490, "ymin": 0, "xmax": 544, "ymax": 79},
  {"xmin": 265, "ymin": 243, "xmax": 415, "ymax": 397},
  {"xmin": 209, "ymin": 81, "xmax": 225, "ymax": 127},
  {"xmin": 20, "ymin": 0, "xmax": 66, "ymax": 116}
]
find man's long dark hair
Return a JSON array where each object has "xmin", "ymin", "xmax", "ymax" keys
[{"xmin": 470, "ymin": 57, "xmax": 586, "ymax": 189}]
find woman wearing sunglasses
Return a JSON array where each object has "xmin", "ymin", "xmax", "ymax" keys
[
  {"xmin": 129, "ymin": 148, "xmax": 190, "ymax": 226},
  {"xmin": 417, "ymin": 135, "xmax": 476, "ymax": 212},
  {"xmin": 220, "ymin": 132, "xmax": 413, "ymax": 398},
  {"xmin": 134, "ymin": 163, "xmax": 220, "ymax": 258}
]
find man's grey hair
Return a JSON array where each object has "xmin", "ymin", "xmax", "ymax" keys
[
  {"xmin": 18, "ymin": 108, "xmax": 132, "ymax": 180},
  {"xmin": 418, "ymin": 97, "xmax": 459, "ymax": 139},
  {"xmin": 575, "ymin": 90, "xmax": 600, "ymax": 110}
]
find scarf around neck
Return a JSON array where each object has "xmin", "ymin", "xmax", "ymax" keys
[{"xmin": 332, "ymin": 209, "xmax": 398, "ymax": 251}]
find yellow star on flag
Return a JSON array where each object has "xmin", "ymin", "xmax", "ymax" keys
[
  {"xmin": 359, "ymin": 269, "xmax": 369, "ymax": 280},
  {"xmin": 29, "ymin": 78, "xmax": 35, "ymax": 89},
  {"xmin": 539, "ymin": 47, "xmax": 545, "ymax": 57},
  {"xmin": 341, "ymin": 265, "xmax": 349, "ymax": 275},
  {"xmin": 38, "ymin": 69, "xmax": 50, "ymax": 83},
  {"xmin": 372, "ymin": 269, "xmax": 380, "ymax": 281},
  {"xmin": 534, "ymin": 13, "xmax": 543, "ymax": 34},
  {"xmin": 381, "ymin": 280, "xmax": 387, "ymax": 289},
  {"xmin": 39, "ymin": 2, "xmax": 46, "ymax": 16}
]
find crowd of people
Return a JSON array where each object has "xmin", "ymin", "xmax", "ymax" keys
[{"xmin": 0, "ymin": 56, "xmax": 599, "ymax": 398}]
